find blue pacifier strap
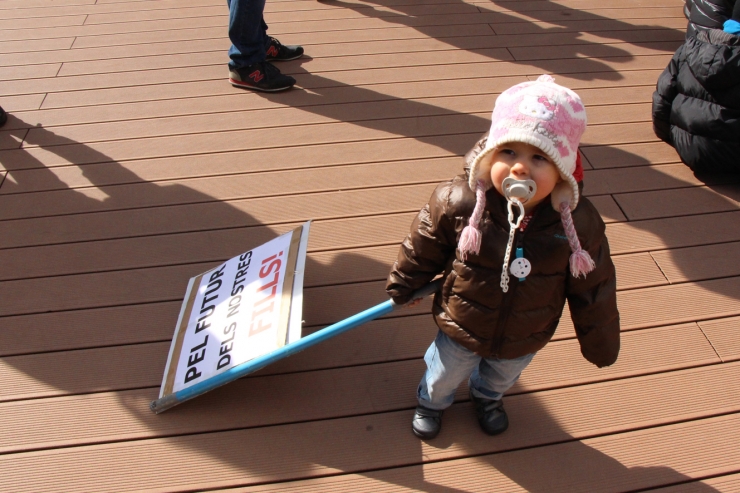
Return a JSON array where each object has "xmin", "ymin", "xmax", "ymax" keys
[{"xmin": 516, "ymin": 247, "xmax": 525, "ymax": 281}]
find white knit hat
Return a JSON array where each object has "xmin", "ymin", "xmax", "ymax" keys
[{"xmin": 459, "ymin": 75, "xmax": 595, "ymax": 279}]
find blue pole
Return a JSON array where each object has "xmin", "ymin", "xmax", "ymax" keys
[{"xmin": 150, "ymin": 280, "xmax": 442, "ymax": 413}]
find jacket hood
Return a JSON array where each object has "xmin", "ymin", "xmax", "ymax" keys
[{"xmin": 686, "ymin": 30, "xmax": 740, "ymax": 90}]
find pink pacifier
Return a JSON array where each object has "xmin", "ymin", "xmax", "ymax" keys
[{"xmin": 502, "ymin": 177, "xmax": 536, "ymax": 203}]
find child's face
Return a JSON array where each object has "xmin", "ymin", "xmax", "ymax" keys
[{"xmin": 490, "ymin": 141, "xmax": 562, "ymax": 212}]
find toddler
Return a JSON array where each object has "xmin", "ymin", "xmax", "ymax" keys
[{"xmin": 386, "ymin": 75, "xmax": 620, "ymax": 439}]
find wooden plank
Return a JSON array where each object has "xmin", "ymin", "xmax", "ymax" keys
[
  {"xmin": 0, "ymin": 63, "xmax": 61, "ymax": 82},
  {"xmin": 699, "ymin": 316, "xmax": 740, "ymax": 363},
  {"xmin": 583, "ymin": 164, "xmax": 708, "ymax": 196},
  {"xmin": 510, "ymin": 40, "xmax": 681, "ymax": 62},
  {"xmin": 5, "ymin": 76, "xmax": 520, "ymax": 130},
  {"xmin": 2, "ymin": 118, "xmax": 653, "ymax": 175},
  {"xmin": 34, "ymin": 55, "xmax": 673, "ymax": 109},
  {"xmin": 219, "ymin": 414, "xmax": 740, "ymax": 493},
  {"xmin": 0, "ymin": 128, "xmax": 26, "ymax": 150},
  {"xmin": 20, "ymin": 106, "xmax": 492, "ymax": 149},
  {"xmin": 4, "ymin": 77, "xmax": 657, "ymax": 132},
  {"xmin": 2, "ymin": 116, "xmax": 487, "ymax": 169},
  {"xmin": 0, "ymin": 301, "xmax": 182, "ymax": 357},
  {"xmin": 82, "ymin": 4, "xmax": 473, "ymax": 26},
  {"xmin": 0, "ymin": 0, "xmax": 97, "ymax": 8},
  {"xmin": 0, "ymin": 137, "xmax": 476, "ymax": 215},
  {"xmin": 0, "ymin": 94, "xmax": 45, "ymax": 112},
  {"xmin": 50, "ymin": 29, "xmax": 683, "ymax": 77},
  {"xmin": 0, "ymin": 37, "xmax": 76, "ymax": 55},
  {"xmin": 61, "ymin": 17, "xmax": 685, "ymax": 52},
  {"xmin": 0, "ymin": 16, "xmax": 85, "ymax": 31},
  {"xmin": 607, "ymin": 211, "xmax": 740, "ymax": 254},
  {"xmin": 13, "ymin": 99, "xmax": 652, "ymax": 154},
  {"xmin": 646, "ymin": 473, "xmax": 740, "ymax": 492},
  {"xmin": 0, "ymin": 342, "xmax": 170, "ymax": 402},
  {"xmin": 651, "ymin": 242, "xmax": 740, "ymax": 284},
  {"xmin": 9, "ymin": 85, "xmax": 654, "ymax": 147},
  {"xmin": 0, "ymin": 200, "xmax": 679, "ymax": 283},
  {"xmin": 0, "ymin": 183, "xmax": 440, "ymax": 248},
  {"xmin": 490, "ymin": 16, "xmax": 687, "ymax": 35},
  {"xmin": 263, "ymin": 7, "xmax": 684, "ymax": 36},
  {"xmin": 0, "ymin": 326, "xmax": 720, "ymax": 454},
  {"xmin": 0, "ymin": 37, "xmax": 226, "ymax": 68},
  {"xmin": 613, "ymin": 277, "xmax": 740, "ymax": 331},
  {"xmin": 588, "ymin": 195, "xmax": 627, "ymax": 223},
  {"xmin": 0, "ymin": 365, "xmax": 736, "ymax": 492},
  {"xmin": 0, "ymin": 5, "xmax": 681, "ymax": 45},
  {"xmin": 0, "ymin": 0, "xmax": 225, "ymax": 15},
  {"xmin": 615, "ymin": 186, "xmax": 740, "ymax": 221},
  {"xmin": 0, "ymin": 115, "xmax": 663, "ymax": 198},
  {"xmin": 66, "ymin": 23, "xmax": 486, "ymax": 51},
  {"xmin": 582, "ymin": 141, "xmax": 681, "ymax": 169},
  {"xmin": 0, "ymin": 16, "xmax": 228, "ymax": 44}
]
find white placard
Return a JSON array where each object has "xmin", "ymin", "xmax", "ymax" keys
[{"xmin": 158, "ymin": 222, "xmax": 310, "ymax": 397}]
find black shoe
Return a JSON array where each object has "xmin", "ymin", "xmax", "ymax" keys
[
  {"xmin": 0, "ymin": 106, "xmax": 6, "ymax": 128},
  {"xmin": 412, "ymin": 405, "xmax": 443, "ymax": 439},
  {"xmin": 265, "ymin": 37, "xmax": 304, "ymax": 61},
  {"xmin": 229, "ymin": 61, "xmax": 295, "ymax": 92},
  {"xmin": 469, "ymin": 391, "xmax": 508, "ymax": 436}
]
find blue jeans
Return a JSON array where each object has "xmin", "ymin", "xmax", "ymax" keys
[
  {"xmin": 227, "ymin": 0, "xmax": 271, "ymax": 69},
  {"xmin": 418, "ymin": 330, "xmax": 535, "ymax": 410}
]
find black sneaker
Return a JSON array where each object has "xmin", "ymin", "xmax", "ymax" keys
[
  {"xmin": 469, "ymin": 390, "xmax": 508, "ymax": 436},
  {"xmin": 0, "ymin": 106, "xmax": 6, "ymax": 128},
  {"xmin": 265, "ymin": 37, "xmax": 304, "ymax": 61},
  {"xmin": 229, "ymin": 61, "xmax": 295, "ymax": 92},
  {"xmin": 412, "ymin": 405, "xmax": 443, "ymax": 439}
]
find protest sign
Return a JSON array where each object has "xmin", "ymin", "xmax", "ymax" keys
[{"xmin": 152, "ymin": 222, "xmax": 310, "ymax": 412}]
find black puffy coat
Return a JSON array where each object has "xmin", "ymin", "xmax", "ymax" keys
[
  {"xmin": 386, "ymin": 142, "xmax": 620, "ymax": 367},
  {"xmin": 684, "ymin": 0, "xmax": 737, "ymax": 37},
  {"xmin": 652, "ymin": 29, "xmax": 740, "ymax": 174}
]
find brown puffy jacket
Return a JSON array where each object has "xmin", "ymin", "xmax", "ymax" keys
[{"xmin": 386, "ymin": 143, "xmax": 620, "ymax": 367}]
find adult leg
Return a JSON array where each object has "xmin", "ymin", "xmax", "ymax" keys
[
  {"xmin": 413, "ymin": 330, "xmax": 481, "ymax": 439},
  {"xmin": 226, "ymin": 0, "xmax": 295, "ymax": 91},
  {"xmin": 468, "ymin": 352, "xmax": 535, "ymax": 435},
  {"xmin": 227, "ymin": 0, "xmax": 268, "ymax": 69}
]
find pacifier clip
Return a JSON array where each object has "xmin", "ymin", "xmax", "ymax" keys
[{"xmin": 500, "ymin": 178, "xmax": 535, "ymax": 293}]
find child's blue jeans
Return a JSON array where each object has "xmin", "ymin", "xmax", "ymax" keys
[{"xmin": 418, "ymin": 330, "xmax": 535, "ymax": 410}]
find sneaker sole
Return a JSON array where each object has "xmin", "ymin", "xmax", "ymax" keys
[{"xmin": 229, "ymin": 78, "xmax": 294, "ymax": 92}]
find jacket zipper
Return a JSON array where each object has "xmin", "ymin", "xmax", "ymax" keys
[{"xmin": 490, "ymin": 205, "xmax": 540, "ymax": 356}]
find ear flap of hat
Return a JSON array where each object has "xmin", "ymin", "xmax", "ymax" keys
[
  {"xmin": 551, "ymin": 150, "xmax": 583, "ymax": 211},
  {"xmin": 467, "ymin": 145, "xmax": 496, "ymax": 191}
]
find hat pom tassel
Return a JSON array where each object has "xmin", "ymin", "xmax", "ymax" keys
[
  {"xmin": 458, "ymin": 180, "xmax": 487, "ymax": 261},
  {"xmin": 559, "ymin": 202, "xmax": 595, "ymax": 278},
  {"xmin": 569, "ymin": 248, "xmax": 595, "ymax": 278},
  {"xmin": 458, "ymin": 224, "xmax": 481, "ymax": 261}
]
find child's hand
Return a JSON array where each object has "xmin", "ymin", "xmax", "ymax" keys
[{"xmin": 406, "ymin": 297, "xmax": 423, "ymax": 308}]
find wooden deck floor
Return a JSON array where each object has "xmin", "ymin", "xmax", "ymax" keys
[{"xmin": 1, "ymin": 0, "xmax": 739, "ymax": 491}]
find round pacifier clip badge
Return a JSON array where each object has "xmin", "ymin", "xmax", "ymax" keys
[{"xmin": 500, "ymin": 177, "xmax": 536, "ymax": 292}]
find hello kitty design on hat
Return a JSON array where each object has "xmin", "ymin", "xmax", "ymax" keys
[{"xmin": 458, "ymin": 75, "xmax": 595, "ymax": 280}]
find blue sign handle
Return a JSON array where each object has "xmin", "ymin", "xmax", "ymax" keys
[{"xmin": 150, "ymin": 279, "xmax": 443, "ymax": 413}]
